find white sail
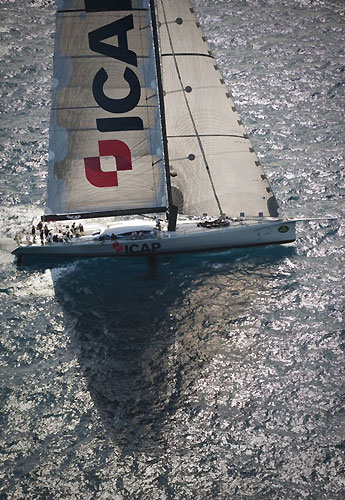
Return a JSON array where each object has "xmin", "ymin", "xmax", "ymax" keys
[
  {"xmin": 157, "ymin": 0, "xmax": 279, "ymax": 218},
  {"xmin": 45, "ymin": 0, "xmax": 167, "ymax": 220}
]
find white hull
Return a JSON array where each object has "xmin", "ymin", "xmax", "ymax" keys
[{"xmin": 12, "ymin": 219, "xmax": 296, "ymax": 259}]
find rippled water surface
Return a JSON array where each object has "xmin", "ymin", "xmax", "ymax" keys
[{"xmin": 0, "ymin": 1, "xmax": 344, "ymax": 498}]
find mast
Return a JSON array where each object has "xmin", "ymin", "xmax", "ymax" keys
[{"xmin": 149, "ymin": 0, "xmax": 177, "ymax": 231}]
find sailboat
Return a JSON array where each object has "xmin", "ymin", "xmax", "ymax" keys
[{"xmin": 12, "ymin": 0, "xmax": 296, "ymax": 260}]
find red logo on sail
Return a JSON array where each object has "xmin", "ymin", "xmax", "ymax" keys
[{"xmin": 84, "ymin": 140, "xmax": 132, "ymax": 188}]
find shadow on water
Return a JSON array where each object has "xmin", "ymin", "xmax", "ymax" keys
[{"xmin": 22, "ymin": 245, "xmax": 295, "ymax": 455}]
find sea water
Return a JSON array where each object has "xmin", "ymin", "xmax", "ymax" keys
[{"xmin": 0, "ymin": 1, "xmax": 344, "ymax": 498}]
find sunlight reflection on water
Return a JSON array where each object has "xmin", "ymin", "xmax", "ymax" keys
[{"xmin": 0, "ymin": 0, "xmax": 344, "ymax": 498}]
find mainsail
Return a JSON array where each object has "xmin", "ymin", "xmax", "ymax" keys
[
  {"xmin": 45, "ymin": 0, "xmax": 167, "ymax": 220},
  {"xmin": 157, "ymin": 0, "xmax": 279, "ymax": 218}
]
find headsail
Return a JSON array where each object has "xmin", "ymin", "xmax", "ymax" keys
[
  {"xmin": 157, "ymin": 0, "xmax": 279, "ymax": 218},
  {"xmin": 45, "ymin": 0, "xmax": 167, "ymax": 221}
]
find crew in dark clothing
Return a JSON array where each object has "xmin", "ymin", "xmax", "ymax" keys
[{"xmin": 44, "ymin": 225, "xmax": 49, "ymax": 238}]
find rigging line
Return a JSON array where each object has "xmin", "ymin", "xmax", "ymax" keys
[{"xmin": 158, "ymin": 0, "xmax": 224, "ymax": 217}]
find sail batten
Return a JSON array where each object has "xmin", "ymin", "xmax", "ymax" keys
[{"xmin": 167, "ymin": 134, "xmax": 246, "ymax": 139}]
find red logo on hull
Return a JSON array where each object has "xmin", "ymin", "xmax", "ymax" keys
[
  {"xmin": 84, "ymin": 140, "xmax": 132, "ymax": 188},
  {"xmin": 112, "ymin": 241, "xmax": 124, "ymax": 253}
]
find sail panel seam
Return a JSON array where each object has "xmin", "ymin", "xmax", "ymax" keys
[
  {"xmin": 167, "ymin": 134, "xmax": 246, "ymax": 139},
  {"xmin": 57, "ymin": 55, "xmax": 150, "ymax": 59},
  {"xmin": 52, "ymin": 105, "xmax": 157, "ymax": 111},
  {"xmin": 161, "ymin": 53, "xmax": 213, "ymax": 58},
  {"xmin": 57, "ymin": 9, "xmax": 148, "ymax": 13},
  {"xmin": 61, "ymin": 128, "xmax": 153, "ymax": 132}
]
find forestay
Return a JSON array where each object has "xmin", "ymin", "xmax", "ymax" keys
[
  {"xmin": 157, "ymin": 0, "xmax": 279, "ymax": 218},
  {"xmin": 45, "ymin": 0, "xmax": 167, "ymax": 220}
]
